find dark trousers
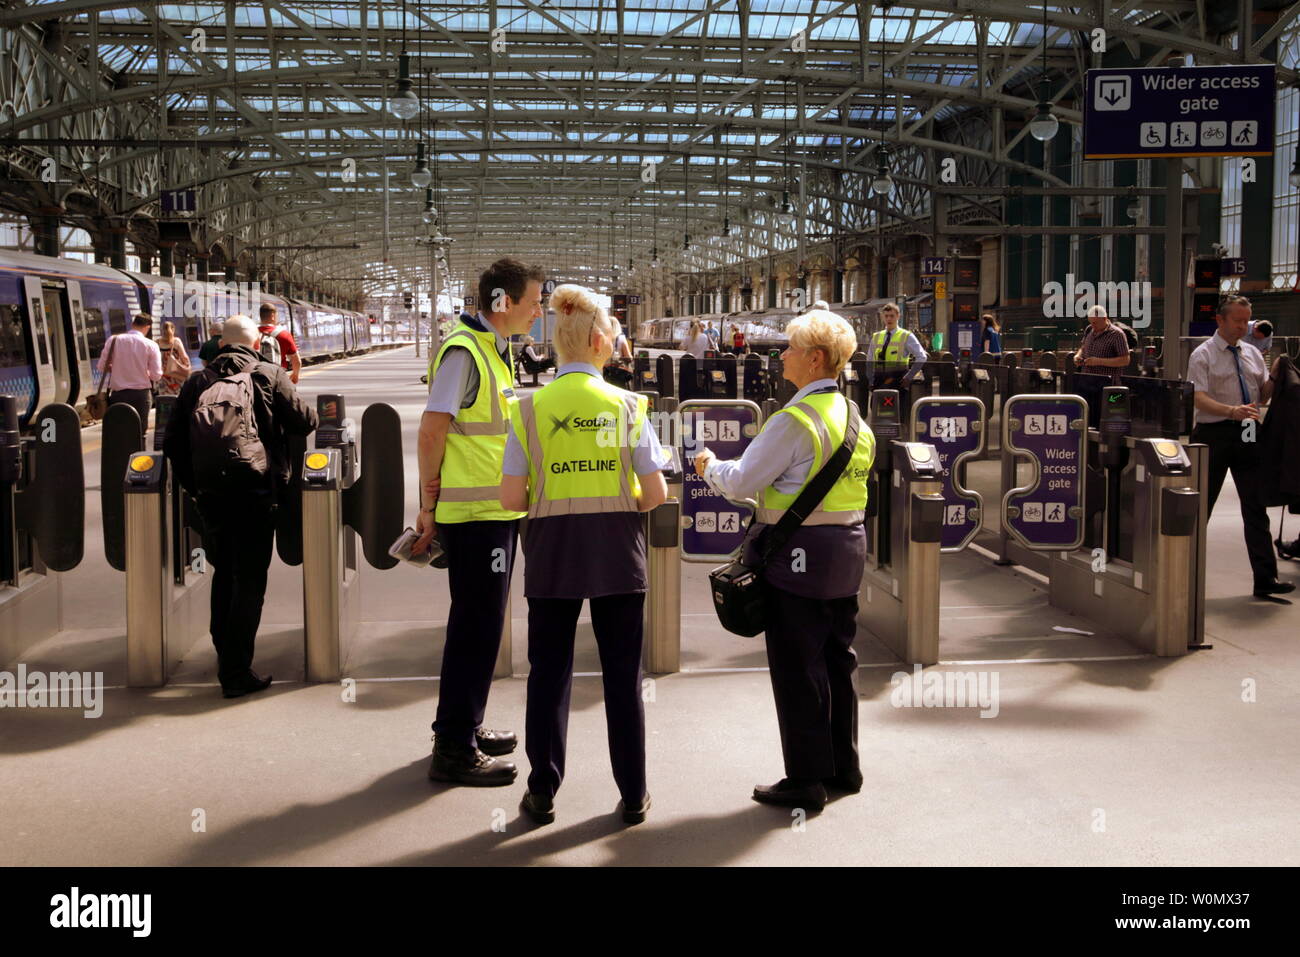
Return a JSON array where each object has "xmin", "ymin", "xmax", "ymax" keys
[
  {"xmin": 109, "ymin": 388, "xmax": 152, "ymax": 445},
  {"xmin": 763, "ymin": 587, "xmax": 860, "ymax": 782},
  {"xmin": 524, "ymin": 593, "xmax": 646, "ymax": 802},
  {"xmin": 198, "ymin": 489, "xmax": 276, "ymax": 685},
  {"xmin": 1192, "ymin": 420, "xmax": 1278, "ymax": 584},
  {"xmin": 431, "ymin": 520, "xmax": 518, "ymax": 749}
]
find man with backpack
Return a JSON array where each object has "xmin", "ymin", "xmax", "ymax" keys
[
  {"xmin": 257, "ymin": 302, "xmax": 302, "ymax": 384},
  {"xmin": 163, "ymin": 314, "xmax": 318, "ymax": 698}
]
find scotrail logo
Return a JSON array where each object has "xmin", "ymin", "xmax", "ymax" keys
[
  {"xmin": 0, "ymin": 665, "xmax": 103, "ymax": 718},
  {"xmin": 1041, "ymin": 274, "xmax": 1152, "ymax": 328},
  {"xmin": 149, "ymin": 277, "xmax": 263, "ymax": 319}
]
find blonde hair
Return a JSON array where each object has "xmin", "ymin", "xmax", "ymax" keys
[
  {"xmin": 787, "ymin": 309, "xmax": 857, "ymax": 376},
  {"xmin": 550, "ymin": 284, "xmax": 617, "ymax": 364},
  {"xmin": 687, "ymin": 320, "xmax": 702, "ymax": 342},
  {"xmin": 812, "ymin": 299, "xmax": 830, "ymax": 311}
]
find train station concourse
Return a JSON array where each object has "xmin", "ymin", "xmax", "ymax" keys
[{"xmin": 0, "ymin": 0, "xmax": 1297, "ymax": 922}]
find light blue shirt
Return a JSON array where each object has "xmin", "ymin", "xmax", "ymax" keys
[
  {"xmin": 866, "ymin": 325, "xmax": 928, "ymax": 382},
  {"xmin": 502, "ymin": 363, "xmax": 670, "ymax": 477},
  {"xmin": 425, "ymin": 313, "xmax": 511, "ymax": 414},
  {"xmin": 703, "ymin": 378, "xmax": 842, "ymax": 500},
  {"xmin": 1245, "ymin": 321, "xmax": 1272, "ymax": 353}
]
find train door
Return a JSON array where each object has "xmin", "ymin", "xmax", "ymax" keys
[
  {"xmin": 41, "ymin": 285, "xmax": 73, "ymax": 404},
  {"xmin": 21, "ymin": 276, "xmax": 56, "ymax": 411},
  {"xmin": 62, "ymin": 279, "xmax": 93, "ymax": 405}
]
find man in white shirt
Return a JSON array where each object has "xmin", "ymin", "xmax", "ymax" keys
[
  {"xmin": 1186, "ymin": 295, "xmax": 1292, "ymax": 598},
  {"xmin": 96, "ymin": 314, "xmax": 162, "ymax": 443}
]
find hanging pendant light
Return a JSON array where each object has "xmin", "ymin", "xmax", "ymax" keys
[
  {"xmin": 871, "ymin": 145, "xmax": 894, "ymax": 196},
  {"xmin": 388, "ymin": 52, "xmax": 420, "ymax": 120},
  {"xmin": 411, "ymin": 142, "xmax": 431, "ymax": 188},
  {"xmin": 422, "ymin": 186, "xmax": 437, "ymax": 224},
  {"xmin": 1028, "ymin": 5, "xmax": 1058, "ymax": 143}
]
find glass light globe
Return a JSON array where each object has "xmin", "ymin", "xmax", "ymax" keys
[
  {"xmin": 871, "ymin": 171, "xmax": 894, "ymax": 195},
  {"xmin": 1029, "ymin": 103, "xmax": 1059, "ymax": 142},
  {"xmin": 388, "ymin": 86, "xmax": 420, "ymax": 120},
  {"xmin": 422, "ymin": 206, "xmax": 438, "ymax": 225},
  {"xmin": 410, "ymin": 163, "xmax": 431, "ymax": 188}
]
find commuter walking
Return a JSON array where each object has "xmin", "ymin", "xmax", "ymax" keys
[
  {"xmin": 413, "ymin": 257, "xmax": 546, "ymax": 786},
  {"xmin": 695, "ymin": 309, "xmax": 876, "ymax": 812},
  {"xmin": 980, "ymin": 313, "xmax": 1003, "ymax": 354},
  {"xmin": 97, "ymin": 313, "xmax": 162, "ymax": 445},
  {"xmin": 257, "ymin": 302, "xmax": 302, "ymax": 384},
  {"xmin": 1187, "ymin": 295, "xmax": 1293, "ymax": 599},
  {"xmin": 157, "ymin": 320, "xmax": 192, "ymax": 396},
  {"xmin": 502, "ymin": 284, "xmax": 668, "ymax": 826},
  {"xmin": 679, "ymin": 320, "xmax": 711, "ymax": 360},
  {"xmin": 162, "ymin": 314, "xmax": 319, "ymax": 697},
  {"xmin": 867, "ymin": 302, "xmax": 927, "ymax": 388},
  {"xmin": 1073, "ymin": 305, "xmax": 1130, "ymax": 382}
]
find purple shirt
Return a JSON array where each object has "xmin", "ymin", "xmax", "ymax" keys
[{"xmin": 97, "ymin": 329, "xmax": 162, "ymax": 390}]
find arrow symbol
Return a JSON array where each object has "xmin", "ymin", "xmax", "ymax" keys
[{"xmin": 1102, "ymin": 89, "xmax": 1123, "ymax": 105}]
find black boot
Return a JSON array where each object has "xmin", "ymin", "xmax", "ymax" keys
[{"xmin": 428, "ymin": 738, "xmax": 517, "ymax": 787}]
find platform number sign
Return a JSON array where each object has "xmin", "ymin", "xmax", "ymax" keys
[{"xmin": 162, "ymin": 188, "xmax": 197, "ymax": 215}]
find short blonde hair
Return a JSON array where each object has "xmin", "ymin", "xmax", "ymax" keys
[
  {"xmin": 1086, "ymin": 304, "xmax": 1108, "ymax": 319},
  {"xmin": 550, "ymin": 284, "xmax": 617, "ymax": 364},
  {"xmin": 787, "ymin": 309, "xmax": 857, "ymax": 376}
]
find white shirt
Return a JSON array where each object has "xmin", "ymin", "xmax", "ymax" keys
[{"xmin": 1187, "ymin": 331, "xmax": 1268, "ymax": 424}]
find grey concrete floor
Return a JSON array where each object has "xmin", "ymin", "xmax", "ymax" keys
[{"xmin": 2, "ymin": 346, "xmax": 1297, "ymax": 866}]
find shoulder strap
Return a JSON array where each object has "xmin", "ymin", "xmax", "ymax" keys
[{"xmin": 757, "ymin": 395, "xmax": 861, "ymax": 564}]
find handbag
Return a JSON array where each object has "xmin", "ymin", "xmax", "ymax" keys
[
  {"xmin": 708, "ymin": 397, "xmax": 863, "ymax": 637},
  {"xmin": 85, "ymin": 336, "xmax": 117, "ymax": 420}
]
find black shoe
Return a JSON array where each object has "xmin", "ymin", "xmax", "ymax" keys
[
  {"xmin": 222, "ymin": 671, "xmax": 273, "ymax": 699},
  {"xmin": 752, "ymin": 779, "xmax": 827, "ymax": 812},
  {"xmin": 1276, "ymin": 539, "xmax": 1300, "ymax": 561},
  {"xmin": 520, "ymin": 792, "xmax": 555, "ymax": 825},
  {"xmin": 1253, "ymin": 579, "xmax": 1296, "ymax": 598},
  {"xmin": 428, "ymin": 744, "xmax": 517, "ymax": 787},
  {"xmin": 619, "ymin": 793, "xmax": 651, "ymax": 825},
  {"xmin": 475, "ymin": 728, "xmax": 517, "ymax": 756},
  {"xmin": 823, "ymin": 771, "xmax": 864, "ymax": 794}
]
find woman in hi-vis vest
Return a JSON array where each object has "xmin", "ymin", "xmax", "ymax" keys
[
  {"xmin": 500, "ymin": 284, "xmax": 669, "ymax": 827},
  {"xmin": 695, "ymin": 310, "xmax": 876, "ymax": 813}
]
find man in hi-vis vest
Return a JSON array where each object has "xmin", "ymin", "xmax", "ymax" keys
[
  {"xmin": 414, "ymin": 257, "xmax": 546, "ymax": 786},
  {"xmin": 867, "ymin": 302, "xmax": 927, "ymax": 390}
]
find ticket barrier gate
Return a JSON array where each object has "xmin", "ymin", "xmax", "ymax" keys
[
  {"xmin": 742, "ymin": 353, "xmax": 768, "ymax": 404},
  {"xmin": 643, "ymin": 447, "xmax": 684, "ymax": 673},
  {"xmin": 858, "ymin": 388, "xmax": 945, "ymax": 664},
  {"xmin": 115, "ymin": 399, "xmax": 212, "ymax": 687},
  {"xmin": 0, "ymin": 397, "xmax": 84, "ymax": 663},
  {"xmin": 995, "ymin": 390, "xmax": 1206, "ymax": 655},
  {"xmin": 703, "ymin": 353, "xmax": 738, "ymax": 399}
]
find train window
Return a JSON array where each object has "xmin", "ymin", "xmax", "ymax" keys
[
  {"xmin": 109, "ymin": 308, "xmax": 128, "ymax": 335},
  {"xmin": 0, "ymin": 305, "xmax": 26, "ymax": 365},
  {"xmin": 185, "ymin": 324, "xmax": 202, "ymax": 350},
  {"xmin": 83, "ymin": 307, "xmax": 107, "ymax": 359}
]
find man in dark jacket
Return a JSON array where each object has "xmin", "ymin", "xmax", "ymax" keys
[{"xmin": 164, "ymin": 314, "xmax": 318, "ymax": 698}]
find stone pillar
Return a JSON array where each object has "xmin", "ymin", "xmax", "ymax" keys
[{"xmin": 158, "ymin": 244, "xmax": 175, "ymax": 277}]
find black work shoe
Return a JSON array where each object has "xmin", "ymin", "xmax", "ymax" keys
[
  {"xmin": 475, "ymin": 728, "xmax": 517, "ymax": 756},
  {"xmin": 428, "ymin": 745, "xmax": 517, "ymax": 787},
  {"xmin": 619, "ymin": 793, "xmax": 651, "ymax": 825},
  {"xmin": 1253, "ymin": 579, "xmax": 1296, "ymax": 598},
  {"xmin": 752, "ymin": 779, "xmax": 827, "ymax": 812},
  {"xmin": 1276, "ymin": 539, "xmax": 1300, "ymax": 562},
  {"xmin": 520, "ymin": 792, "xmax": 555, "ymax": 825},
  {"xmin": 823, "ymin": 771, "xmax": 864, "ymax": 794},
  {"xmin": 222, "ymin": 671, "xmax": 273, "ymax": 699}
]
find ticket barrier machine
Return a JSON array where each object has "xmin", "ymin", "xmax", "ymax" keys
[
  {"xmin": 644, "ymin": 446, "xmax": 684, "ymax": 673},
  {"xmin": 300, "ymin": 396, "xmax": 404, "ymax": 681},
  {"xmin": 117, "ymin": 398, "xmax": 212, "ymax": 687},
  {"xmin": 0, "ymin": 397, "xmax": 84, "ymax": 663},
  {"xmin": 996, "ymin": 390, "xmax": 1206, "ymax": 656},
  {"xmin": 858, "ymin": 390, "xmax": 946, "ymax": 664},
  {"xmin": 703, "ymin": 353, "xmax": 738, "ymax": 399}
]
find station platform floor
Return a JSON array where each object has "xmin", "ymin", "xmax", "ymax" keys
[{"xmin": 2, "ymin": 346, "xmax": 1297, "ymax": 866}]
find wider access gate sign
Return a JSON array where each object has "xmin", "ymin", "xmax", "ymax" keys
[
  {"xmin": 1002, "ymin": 395, "xmax": 1087, "ymax": 551},
  {"xmin": 679, "ymin": 399, "xmax": 762, "ymax": 562},
  {"xmin": 1084, "ymin": 64, "xmax": 1275, "ymax": 159},
  {"xmin": 912, "ymin": 396, "xmax": 985, "ymax": 552}
]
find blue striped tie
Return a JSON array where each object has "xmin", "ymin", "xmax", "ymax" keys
[{"xmin": 1226, "ymin": 345, "xmax": 1251, "ymax": 405}]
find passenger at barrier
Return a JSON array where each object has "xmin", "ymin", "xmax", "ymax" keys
[
  {"xmin": 162, "ymin": 314, "xmax": 319, "ymax": 697},
  {"xmin": 980, "ymin": 313, "xmax": 1003, "ymax": 354},
  {"xmin": 1245, "ymin": 319, "xmax": 1273, "ymax": 353},
  {"xmin": 1187, "ymin": 295, "xmax": 1293, "ymax": 599},
  {"xmin": 866, "ymin": 302, "xmax": 927, "ymax": 389},
  {"xmin": 679, "ymin": 320, "xmax": 713, "ymax": 360},
  {"xmin": 156, "ymin": 320, "xmax": 192, "ymax": 396},
  {"xmin": 604, "ymin": 324, "xmax": 635, "ymax": 387},
  {"xmin": 414, "ymin": 257, "xmax": 545, "ymax": 786},
  {"xmin": 96, "ymin": 313, "xmax": 162, "ymax": 445},
  {"xmin": 518, "ymin": 336, "xmax": 555, "ymax": 376},
  {"xmin": 1072, "ymin": 305, "xmax": 1130, "ymax": 382},
  {"xmin": 695, "ymin": 309, "xmax": 876, "ymax": 812},
  {"xmin": 732, "ymin": 324, "xmax": 748, "ymax": 355},
  {"xmin": 500, "ymin": 283, "xmax": 668, "ymax": 826},
  {"xmin": 257, "ymin": 303, "xmax": 302, "ymax": 385}
]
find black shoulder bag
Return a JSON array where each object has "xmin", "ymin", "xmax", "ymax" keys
[{"xmin": 708, "ymin": 397, "xmax": 862, "ymax": 637}]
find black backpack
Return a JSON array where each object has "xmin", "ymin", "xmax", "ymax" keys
[{"xmin": 190, "ymin": 367, "xmax": 270, "ymax": 488}]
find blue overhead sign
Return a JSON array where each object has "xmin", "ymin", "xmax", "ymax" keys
[{"xmin": 1083, "ymin": 65, "xmax": 1275, "ymax": 159}]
